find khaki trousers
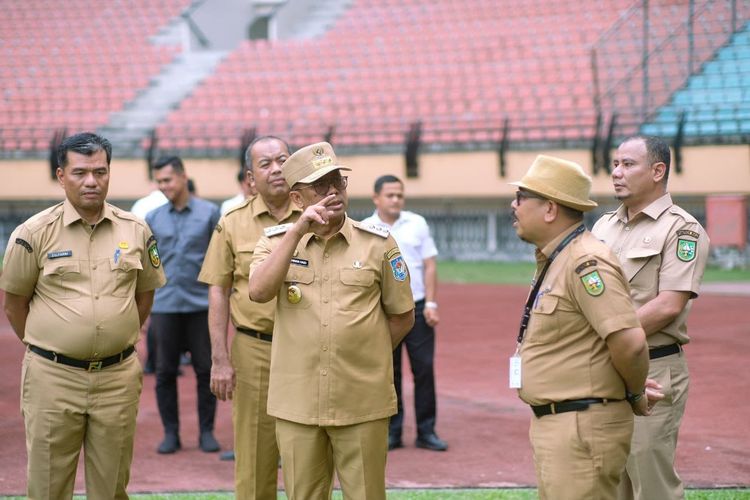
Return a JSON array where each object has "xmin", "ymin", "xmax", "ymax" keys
[
  {"xmin": 21, "ymin": 348, "xmax": 142, "ymax": 500},
  {"xmin": 618, "ymin": 352, "xmax": 689, "ymax": 500},
  {"xmin": 276, "ymin": 417, "xmax": 389, "ymax": 500},
  {"xmin": 530, "ymin": 400, "xmax": 633, "ymax": 500},
  {"xmin": 231, "ymin": 333, "xmax": 279, "ymax": 499}
]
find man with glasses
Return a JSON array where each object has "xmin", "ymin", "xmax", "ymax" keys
[
  {"xmin": 509, "ymin": 155, "xmax": 654, "ymax": 499},
  {"xmin": 248, "ymin": 142, "xmax": 415, "ymax": 499}
]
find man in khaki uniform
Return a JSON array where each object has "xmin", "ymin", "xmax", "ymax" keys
[
  {"xmin": 0, "ymin": 132, "xmax": 166, "ymax": 499},
  {"xmin": 249, "ymin": 142, "xmax": 415, "ymax": 500},
  {"xmin": 198, "ymin": 136, "xmax": 300, "ymax": 499},
  {"xmin": 509, "ymin": 155, "xmax": 653, "ymax": 500},
  {"xmin": 592, "ymin": 135, "xmax": 709, "ymax": 500}
]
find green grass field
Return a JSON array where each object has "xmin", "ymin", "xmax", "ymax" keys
[
  {"xmin": 4, "ymin": 488, "xmax": 746, "ymax": 499},
  {"xmin": 437, "ymin": 260, "xmax": 750, "ymax": 285}
]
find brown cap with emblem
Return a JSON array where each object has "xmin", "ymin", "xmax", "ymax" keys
[
  {"xmin": 510, "ymin": 155, "xmax": 598, "ymax": 212},
  {"xmin": 282, "ymin": 142, "xmax": 352, "ymax": 187}
]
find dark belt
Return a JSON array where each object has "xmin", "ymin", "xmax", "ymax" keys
[
  {"xmin": 531, "ymin": 398, "xmax": 621, "ymax": 418},
  {"xmin": 29, "ymin": 344, "xmax": 135, "ymax": 371},
  {"xmin": 236, "ymin": 327, "xmax": 273, "ymax": 342},
  {"xmin": 649, "ymin": 343, "xmax": 681, "ymax": 360}
]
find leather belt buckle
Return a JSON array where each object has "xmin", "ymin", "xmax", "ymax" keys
[{"xmin": 88, "ymin": 360, "xmax": 103, "ymax": 371}]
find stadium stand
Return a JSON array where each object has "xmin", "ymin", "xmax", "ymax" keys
[
  {"xmin": 0, "ymin": 0, "xmax": 190, "ymax": 153},
  {"xmin": 1, "ymin": 0, "xmax": 749, "ymax": 157},
  {"xmin": 642, "ymin": 22, "xmax": 750, "ymax": 138},
  {"xmin": 155, "ymin": 0, "xmax": 749, "ymax": 153}
]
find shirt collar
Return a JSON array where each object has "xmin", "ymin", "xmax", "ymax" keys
[
  {"xmin": 62, "ymin": 198, "xmax": 114, "ymax": 227},
  {"xmin": 169, "ymin": 196, "xmax": 195, "ymax": 213},
  {"xmin": 252, "ymin": 194, "xmax": 302, "ymax": 221},
  {"xmin": 369, "ymin": 210, "xmax": 404, "ymax": 228},
  {"xmin": 615, "ymin": 192, "xmax": 673, "ymax": 223},
  {"xmin": 300, "ymin": 216, "xmax": 353, "ymax": 248},
  {"xmin": 537, "ymin": 221, "xmax": 584, "ymax": 261}
]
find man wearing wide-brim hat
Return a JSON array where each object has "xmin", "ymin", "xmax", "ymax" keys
[
  {"xmin": 508, "ymin": 154, "xmax": 656, "ymax": 499},
  {"xmin": 248, "ymin": 142, "xmax": 415, "ymax": 499}
]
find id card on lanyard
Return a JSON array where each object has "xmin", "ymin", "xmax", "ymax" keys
[{"xmin": 508, "ymin": 224, "xmax": 585, "ymax": 389}]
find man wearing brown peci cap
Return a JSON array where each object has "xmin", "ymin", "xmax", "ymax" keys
[
  {"xmin": 248, "ymin": 141, "xmax": 415, "ymax": 500},
  {"xmin": 508, "ymin": 155, "xmax": 655, "ymax": 500},
  {"xmin": 198, "ymin": 136, "xmax": 300, "ymax": 498}
]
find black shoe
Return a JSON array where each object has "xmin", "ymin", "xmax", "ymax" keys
[
  {"xmin": 199, "ymin": 431, "xmax": 220, "ymax": 452},
  {"xmin": 219, "ymin": 450, "xmax": 235, "ymax": 461},
  {"xmin": 388, "ymin": 434, "xmax": 403, "ymax": 451},
  {"xmin": 157, "ymin": 433, "xmax": 181, "ymax": 454},
  {"xmin": 416, "ymin": 433, "xmax": 448, "ymax": 451}
]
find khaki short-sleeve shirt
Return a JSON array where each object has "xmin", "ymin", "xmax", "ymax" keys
[
  {"xmin": 519, "ymin": 225, "xmax": 640, "ymax": 406},
  {"xmin": 251, "ymin": 217, "xmax": 415, "ymax": 426},
  {"xmin": 0, "ymin": 200, "xmax": 166, "ymax": 358},
  {"xmin": 592, "ymin": 193, "xmax": 709, "ymax": 346},
  {"xmin": 197, "ymin": 195, "xmax": 301, "ymax": 334}
]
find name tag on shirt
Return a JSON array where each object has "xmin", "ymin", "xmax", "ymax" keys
[{"xmin": 48, "ymin": 250, "xmax": 73, "ymax": 259}]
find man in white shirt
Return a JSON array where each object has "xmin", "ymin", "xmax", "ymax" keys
[{"xmin": 362, "ymin": 175, "xmax": 447, "ymax": 451}]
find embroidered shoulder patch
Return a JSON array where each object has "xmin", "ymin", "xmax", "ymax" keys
[
  {"xmin": 15, "ymin": 238, "xmax": 33, "ymax": 253},
  {"xmin": 575, "ymin": 259, "xmax": 597, "ymax": 274},
  {"xmin": 580, "ymin": 270, "xmax": 605, "ymax": 296},
  {"xmin": 389, "ymin": 255, "xmax": 408, "ymax": 281},
  {"xmin": 147, "ymin": 237, "xmax": 161, "ymax": 268},
  {"xmin": 264, "ymin": 223, "xmax": 292, "ymax": 237},
  {"xmin": 385, "ymin": 247, "xmax": 401, "ymax": 261},
  {"xmin": 676, "ymin": 229, "xmax": 700, "ymax": 239},
  {"xmin": 676, "ymin": 238, "xmax": 697, "ymax": 262}
]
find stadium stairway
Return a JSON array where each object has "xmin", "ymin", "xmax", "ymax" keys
[
  {"xmin": 99, "ymin": 50, "xmax": 228, "ymax": 156},
  {"xmin": 281, "ymin": 0, "xmax": 354, "ymax": 40},
  {"xmin": 641, "ymin": 21, "xmax": 750, "ymax": 138}
]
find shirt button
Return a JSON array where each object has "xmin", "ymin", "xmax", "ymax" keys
[
  {"xmin": 92, "ymin": 265, "xmax": 97, "ymax": 270},
  {"xmin": 323, "ymin": 275, "xmax": 329, "ymax": 281},
  {"xmin": 323, "ymin": 298, "xmax": 328, "ymax": 303},
  {"xmin": 625, "ymin": 226, "xmax": 631, "ymax": 231},
  {"xmin": 94, "ymin": 294, "xmax": 99, "ymax": 300},
  {"xmin": 322, "ymin": 345, "xmax": 328, "ymax": 351},
  {"xmin": 321, "ymin": 369, "xmax": 327, "ymax": 376},
  {"xmin": 323, "ymin": 321, "xmax": 328, "ymax": 327},
  {"xmin": 324, "ymin": 253, "xmax": 329, "ymax": 259}
]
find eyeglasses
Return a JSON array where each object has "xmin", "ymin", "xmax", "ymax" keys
[
  {"xmin": 298, "ymin": 176, "xmax": 348, "ymax": 196},
  {"xmin": 515, "ymin": 190, "xmax": 546, "ymax": 205}
]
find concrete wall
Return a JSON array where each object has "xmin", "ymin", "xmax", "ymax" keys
[{"xmin": 1, "ymin": 145, "xmax": 747, "ymax": 206}]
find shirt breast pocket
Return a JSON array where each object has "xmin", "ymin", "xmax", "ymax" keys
[
  {"xmin": 110, "ymin": 257, "xmax": 143, "ymax": 297},
  {"xmin": 624, "ymin": 247, "xmax": 661, "ymax": 283},
  {"xmin": 529, "ymin": 294, "xmax": 562, "ymax": 343},
  {"xmin": 42, "ymin": 261, "xmax": 82, "ymax": 299},
  {"xmin": 237, "ymin": 243, "xmax": 255, "ymax": 279},
  {"xmin": 337, "ymin": 268, "xmax": 376, "ymax": 311},
  {"xmin": 281, "ymin": 267, "xmax": 315, "ymax": 309}
]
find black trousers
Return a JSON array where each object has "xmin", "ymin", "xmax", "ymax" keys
[
  {"xmin": 151, "ymin": 311, "xmax": 216, "ymax": 435},
  {"xmin": 390, "ymin": 300, "xmax": 437, "ymax": 438}
]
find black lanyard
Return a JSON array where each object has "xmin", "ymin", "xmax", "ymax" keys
[{"xmin": 516, "ymin": 224, "xmax": 586, "ymax": 344}]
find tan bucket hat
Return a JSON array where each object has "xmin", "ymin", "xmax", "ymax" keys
[
  {"xmin": 282, "ymin": 142, "xmax": 351, "ymax": 187},
  {"xmin": 510, "ymin": 155, "xmax": 598, "ymax": 212}
]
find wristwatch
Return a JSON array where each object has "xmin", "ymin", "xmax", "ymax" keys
[
  {"xmin": 626, "ymin": 389, "xmax": 645, "ymax": 405},
  {"xmin": 424, "ymin": 301, "xmax": 438, "ymax": 309}
]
